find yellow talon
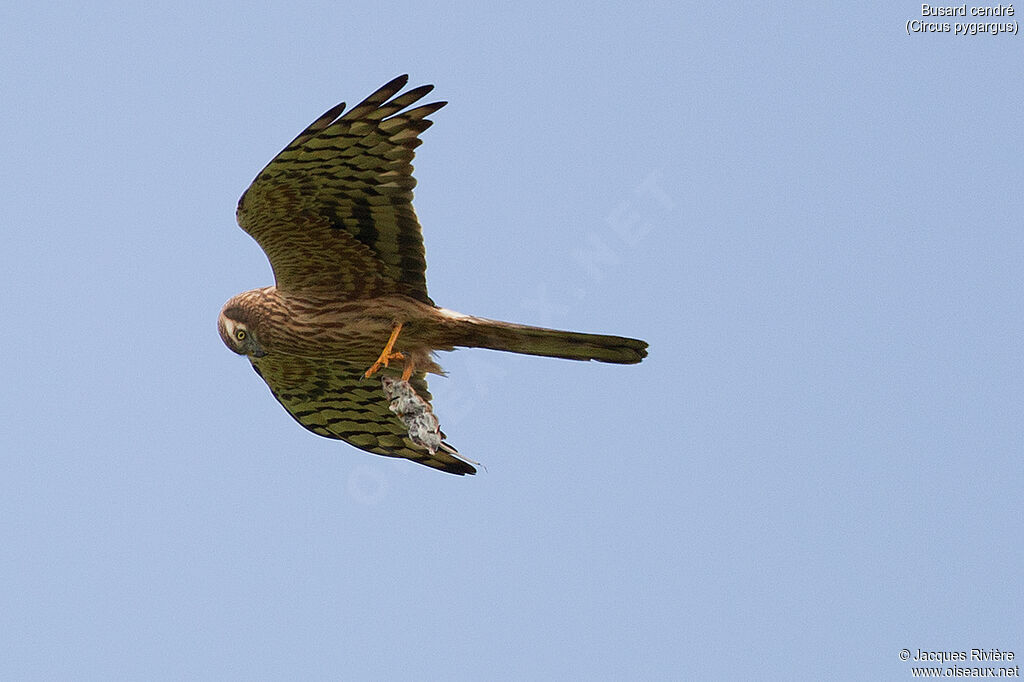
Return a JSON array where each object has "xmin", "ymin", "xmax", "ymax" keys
[{"xmin": 364, "ymin": 323, "xmax": 406, "ymax": 379}]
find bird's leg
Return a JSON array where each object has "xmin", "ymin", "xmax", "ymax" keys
[
  {"xmin": 400, "ymin": 360, "xmax": 415, "ymax": 382},
  {"xmin": 364, "ymin": 323, "xmax": 406, "ymax": 379}
]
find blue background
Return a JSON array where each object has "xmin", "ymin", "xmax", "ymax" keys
[{"xmin": 2, "ymin": 2, "xmax": 1021, "ymax": 679}]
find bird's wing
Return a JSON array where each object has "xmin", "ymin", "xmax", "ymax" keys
[
  {"xmin": 250, "ymin": 354, "xmax": 476, "ymax": 475},
  {"xmin": 236, "ymin": 76, "xmax": 444, "ymax": 304}
]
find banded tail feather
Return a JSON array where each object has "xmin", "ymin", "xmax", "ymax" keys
[{"xmin": 454, "ymin": 316, "xmax": 648, "ymax": 365}]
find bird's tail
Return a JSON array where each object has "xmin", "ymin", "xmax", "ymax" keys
[{"xmin": 451, "ymin": 314, "xmax": 648, "ymax": 365}]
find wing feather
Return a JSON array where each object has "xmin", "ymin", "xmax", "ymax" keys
[
  {"xmin": 237, "ymin": 76, "xmax": 445, "ymax": 303},
  {"xmin": 251, "ymin": 354, "xmax": 476, "ymax": 476}
]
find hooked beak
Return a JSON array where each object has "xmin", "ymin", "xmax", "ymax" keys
[{"xmin": 248, "ymin": 336, "xmax": 268, "ymax": 358}]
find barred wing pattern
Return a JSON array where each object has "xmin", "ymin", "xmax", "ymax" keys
[
  {"xmin": 250, "ymin": 355, "xmax": 476, "ymax": 475},
  {"xmin": 236, "ymin": 75, "xmax": 444, "ymax": 303}
]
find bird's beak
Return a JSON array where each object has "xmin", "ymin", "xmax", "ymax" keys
[{"xmin": 249, "ymin": 338, "xmax": 268, "ymax": 358}]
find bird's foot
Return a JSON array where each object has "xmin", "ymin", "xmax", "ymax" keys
[{"xmin": 364, "ymin": 323, "xmax": 406, "ymax": 379}]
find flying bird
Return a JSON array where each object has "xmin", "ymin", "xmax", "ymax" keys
[{"xmin": 219, "ymin": 76, "xmax": 648, "ymax": 475}]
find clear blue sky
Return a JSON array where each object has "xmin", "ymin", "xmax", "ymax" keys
[{"xmin": 2, "ymin": 2, "xmax": 1021, "ymax": 679}]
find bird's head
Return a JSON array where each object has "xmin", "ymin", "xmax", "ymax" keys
[{"xmin": 218, "ymin": 302, "xmax": 267, "ymax": 358}]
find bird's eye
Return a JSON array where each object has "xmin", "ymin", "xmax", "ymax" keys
[{"xmin": 236, "ymin": 329, "xmax": 247, "ymax": 341}]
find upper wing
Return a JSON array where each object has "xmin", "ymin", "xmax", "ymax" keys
[
  {"xmin": 237, "ymin": 76, "xmax": 445, "ymax": 304},
  {"xmin": 250, "ymin": 354, "xmax": 476, "ymax": 476}
]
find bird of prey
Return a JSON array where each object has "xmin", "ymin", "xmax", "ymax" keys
[{"xmin": 218, "ymin": 76, "xmax": 648, "ymax": 475}]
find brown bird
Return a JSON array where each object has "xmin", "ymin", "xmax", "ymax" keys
[{"xmin": 218, "ymin": 76, "xmax": 648, "ymax": 475}]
